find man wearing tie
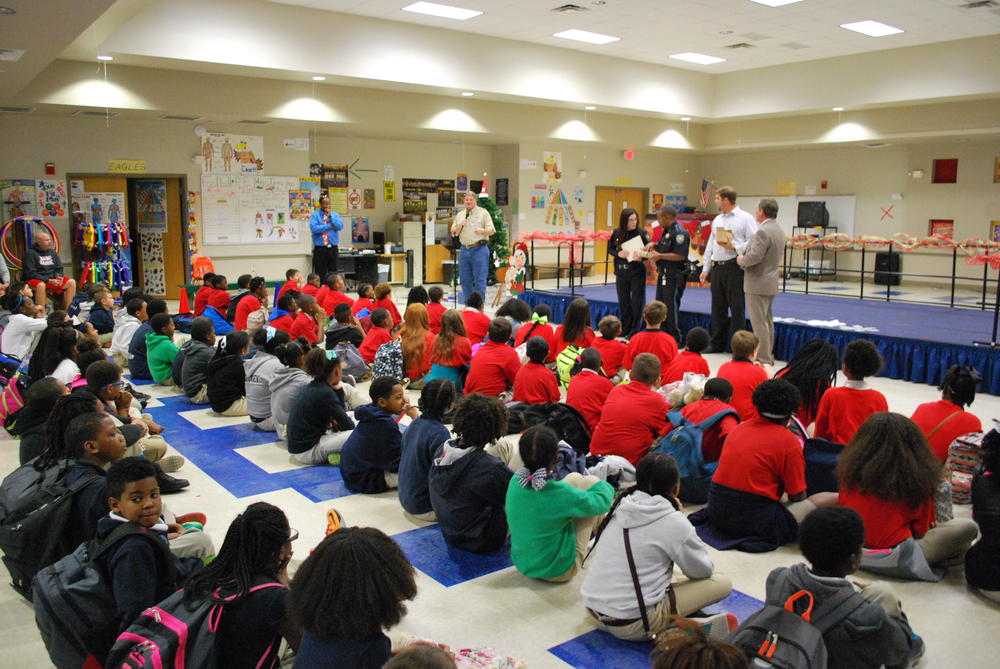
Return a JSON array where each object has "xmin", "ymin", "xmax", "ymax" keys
[
  {"xmin": 310, "ymin": 195, "xmax": 343, "ymax": 279},
  {"xmin": 450, "ymin": 191, "xmax": 495, "ymax": 302}
]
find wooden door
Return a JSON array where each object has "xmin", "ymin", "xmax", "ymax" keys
[
  {"xmin": 129, "ymin": 177, "xmax": 187, "ymax": 299},
  {"xmin": 594, "ymin": 187, "xmax": 648, "ymax": 272},
  {"xmin": 161, "ymin": 178, "xmax": 186, "ymax": 299}
]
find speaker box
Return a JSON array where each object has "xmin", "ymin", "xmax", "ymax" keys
[{"xmin": 874, "ymin": 251, "xmax": 901, "ymax": 286}]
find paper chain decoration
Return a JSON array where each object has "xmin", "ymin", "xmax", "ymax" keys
[
  {"xmin": 77, "ymin": 218, "xmax": 130, "ymax": 251},
  {"xmin": 519, "ymin": 229, "xmax": 612, "ymax": 244},
  {"xmin": 788, "ymin": 232, "xmax": 999, "ymax": 256},
  {"xmin": 1, "ymin": 216, "xmax": 61, "ymax": 271}
]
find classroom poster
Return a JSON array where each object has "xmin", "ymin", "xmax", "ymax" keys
[
  {"xmin": 201, "ymin": 133, "xmax": 264, "ymax": 174},
  {"xmin": 496, "ymin": 178, "xmax": 509, "ymax": 206},
  {"xmin": 135, "ymin": 179, "xmax": 168, "ymax": 230},
  {"xmin": 402, "ymin": 178, "xmax": 438, "ymax": 214},
  {"xmin": 329, "ymin": 187, "xmax": 348, "ymax": 215},
  {"xmin": 666, "ymin": 195, "xmax": 687, "ymax": 212},
  {"xmin": 1, "ymin": 179, "xmax": 37, "ymax": 219},
  {"xmin": 652, "ymin": 193, "xmax": 664, "ymax": 210},
  {"xmin": 347, "ymin": 188, "xmax": 363, "ymax": 211},
  {"xmin": 299, "ymin": 177, "xmax": 321, "ymax": 208},
  {"xmin": 531, "ymin": 185, "xmax": 547, "ymax": 209},
  {"xmin": 383, "ymin": 181, "xmax": 396, "ymax": 202},
  {"xmin": 363, "ymin": 189, "xmax": 375, "ymax": 209},
  {"xmin": 456, "ymin": 173, "xmax": 468, "ymax": 192},
  {"xmin": 186, "ymin": 190, "xmax": 200, "ymax": 275},
  {"xmin": 352, "ymin": 216, "xmax": 370, "ymax": 243},
  {"xmin": 437, "ymin": 179, "xmax": 455, "ymax": 208},
  {"xmin": 311, "ymin": 163, "xmax": 349, "ymax": 189},
  {"xmin": 201, "ymin": 175, "xmax": 300, "ymax": 244},
  {"xmin": 288, "ymin": 190, "xmax": 312, "ymax": 220},
  {"xmin": 140, "ymin": 231, "xmax": 166, "ymax": 296},
  {"xmin": 542, "ymin": 151, "xmax": 562, "ymax": 184},
  {"xmin": 37, "ymin": 180, "xmax": 67, "ymax": 218}
]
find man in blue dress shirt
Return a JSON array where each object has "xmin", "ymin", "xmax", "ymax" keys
[{"xmin": 310, "ymin": 195, "xmax": 343, "ymax": 279}]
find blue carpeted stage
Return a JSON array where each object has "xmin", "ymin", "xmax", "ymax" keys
[{"xmin": 522, "ymin": 285, "xmax": 1000, "ymax": 395}]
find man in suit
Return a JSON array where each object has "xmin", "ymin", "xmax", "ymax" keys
[{"xmin": 738, "ymin": 198, "xmax": 785, "ymax": 367}]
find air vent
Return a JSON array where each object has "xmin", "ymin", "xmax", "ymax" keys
[
  {"xmin": 865, "ymin": 142, "xmax": 891, "ymax": 149},
  {"xmin": 781, "ymin": 41, "xmax": 809, "ymax": 50},
  {"xmin": 725, "ymin": 42, "xmax": 754, "ymax": 49},
  {"xmin": 0, "ymin": 47, "xmax": 25, "ymax": 62},
  {"xmin": 552, "ymin": 4, "xmax": 587, "ymax": 12},
  {"xmin": 72, "ymin": 109, "xmax": 119, "ymax": 118},
  {"xmin": 960, "ymin": 1, "xmax": 998, "ymax": 9},
  {"xmin": 237, "ymin": 119, "xmax": 271, "ymax": 124},
  {"xmin": 0, "ymin": 106, "xmax": 32, "ymax": 113},
  {"xmin": 160, "ymin": 114, "xmax": 200, "ymax": 121}
]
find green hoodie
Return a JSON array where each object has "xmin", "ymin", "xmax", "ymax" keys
[{"xmin": 145, "ymin": 331, "xmax": 180, "ymax": 384}]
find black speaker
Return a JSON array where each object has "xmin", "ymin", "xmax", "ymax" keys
[
  {"xmin": 874, "ymin": 251, "xmax": 901, "ymax": 286},
  {"xmin": 373, "ymin": 231, "xmax": 385, "ymax": 246}
]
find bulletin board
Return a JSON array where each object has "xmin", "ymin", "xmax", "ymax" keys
[{"xmin": 201, "ymin": 175, "xmax": 304, "ymax": 244}]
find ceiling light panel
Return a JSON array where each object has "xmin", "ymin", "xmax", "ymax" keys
[
  {"xmin": 748, "ymin": 0, "xmax": 805, "ymax": 7},
  {"xmin": 669, "ymin": 52, "xmax": 726, "ymax": 65},
  {"xmin": 840, "ymin": 20, "xmax": 904, "ymax": 37},
  {"xmin": 402, "ymin": 2, "xmax": 483, "ymax": 21},
  {"xmin": 553, "ymin": 29, "xmax": 620, "ymax": 45}
]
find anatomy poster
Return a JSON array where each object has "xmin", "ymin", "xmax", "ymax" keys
[
  {"xmin": 201, "ymin": 132, "xmax": 264, "ymax": 174},
  {"xmin": 1, "ymin": 179, "xmax": 37, "ymax": 220},
  {"xmin": 135, "ymin": 179, "xmax": 168, "ymax": 230},
  {"xmin": 37, "ymin": 180, "xmax": 67, "ymax": 218}
]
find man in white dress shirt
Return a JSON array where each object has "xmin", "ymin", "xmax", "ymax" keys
[
  {"xmin": 450, "ymin": 191, "xmax": 495, "ymax": 302},
  {"xmin": 699, "ymin": 186, "xmax": 758, "ymax": 352}
]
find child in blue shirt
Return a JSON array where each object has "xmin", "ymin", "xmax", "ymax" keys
[{"xmin": 397, "ymin": 379, "xmax": 456, "ymax": 521}]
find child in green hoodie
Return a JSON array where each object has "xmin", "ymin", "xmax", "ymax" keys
[{"xmin": 145, "ymin": 312, "xmax": 179, "ymax": 386}]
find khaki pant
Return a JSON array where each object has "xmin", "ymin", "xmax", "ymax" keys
[
  {"xmin": 162, "ymin": 506, "xmax": 215, "ymax": 559},
  {"xmin": 485, "ymin": 434, "xmax": 523, "ymax": 471},
  {"xmin": 543, "ymin": 473, "xmax": 604, "ymax": 583},
  {"xmin": 916, "ymin": 517, "xmax": 979, "ymax": 566},
  {"xmin": 746, "ymin": 292, "xmax": 776, "ymax": 366},
  {"xmin": 189, "ymin": 384, "xmax": 209, "ymax": 405},
  {"xmin": 124, "ymin": 434, "xmax": 168, "ymax": 462},
  {"xmin": 858, "ymin": 580, "xmax": 903, "ymax": 619},
  {"xmin": 291, "ymin": 430, "xmax": 353, "ymax": 465},
  {"xmin": 217, "ymin": 396, "xmax": 249, "ymax": 417},
  {"xmin": 786, "ymin": 498, "xmax": 818, "ymax": 523}
]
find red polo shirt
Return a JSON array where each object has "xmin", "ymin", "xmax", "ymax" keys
[
  {"xmin": 462, "ymin": 309, "xmax": 491, "ymax": 344},
  {"xmin": 359, "ymin": 325, "xmax": 393, "ymax": 364},
  {"xmin": 624, "ymin": 329, "xmax": 679, "ymax": 383},
  {"xmin": 513, "ymin": 362, "xmax": 561, "ymax": 404},
  {"xmin": 314, "ymin": 285, "xmax": 330, "ymax": 307},
  {"xmin": 552, "ymin": 325, "xmax": 595, "ymax": 360},
  {"xmin": 716, "ymin": 359, "xmax": 769, "ymax": 421},
  {"xmin": 427, "ymin": 301, "xmax": 447, "ymax": 334},
  {"xmin": 591, "ymin": 381, "xmax": 670, "ymax": 465},
  {"xmin": 814, "ymin": 386, "xmax": 888, "ymax": 445},
  {"xmin": 666, "ymin": 398, "xmax": 740, "ymax": 463},
  {"xmin": 591, "ymin": 336, "xmax": 627, "ymax": 377},
  {"xmin": 193, "ymin": 286, "xmax": 212, "ymax": 316},
  {"xmin": 663, "ymin": 350, "xmax": 710, "ymax": 384},
  {"xmin": 321, "ymin": 290, "xmax": 355, "ymax": 316},
  {"xmin": 352, "ymin": 297, "xmax": 376, "ymax": 316},
  {"xmin": 289, "ymin": 312, "xmax": 320, "ymax": 344},
  {"xmin": 234, "ymin": 295, "xmax": 262, "ymax": 330},
  {"xmin": 404, "ymin": 331, "xmax": 436, "ymax": 380},
  {"xmin": 515, "ymin": 322, "xmax": 556, "ymax": 356},
  {"xmin": 565, "ymin": 369, "xmax": 614, "ymax": 433},
  {"xmin": 301, "ymin": 284, "xmax": 319, "ymax": 296},
  {"xmin": 429, "ymin": 335, "xmax": 472, "ymax": 367},
  {"xmin": 910, "ymin": 400, "xmax": 982, "ymax": 462},
  {"xmin": 839, "ymin": 486, "xmax": 935, "ymax": 549},
  {"xmin": 270, "ymin": 313, "xmax": 295, "ymax": 334},
  {"xmin": 277, "ymin": 279, "xmax": 299, "ymax": 299},
  {"xmin": 464, "ymin": 341, "xmax": 521, "ymax": 396},
  {"xmin": 712, "ymin": 416, "xmax": 805, "ymax": 500},
  {"xmin": 375, "ymin": 297, "xmax": 402, "ymax": 326}
]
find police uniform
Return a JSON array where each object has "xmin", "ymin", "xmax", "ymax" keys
[
  {"xmin": 609, "ymin": 227, "xmax": 650, "ymax": 336},
  {"xmin": 655, "ymin": 222, "xmax": 690, "ymax": 342}
]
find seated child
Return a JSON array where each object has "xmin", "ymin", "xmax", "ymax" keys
[
  {"xmin": 207, "ymin": 273, "xmax": 231, "ymax": 313},
  {"xmin": 358, "ymin": 308, "xmax": 394, "ymax": 364},
  {"xmin": 172, "ymin": 316, "xmax": 215, "ymax": 404},
  {"xmin": 145, "ymin": 312, "xmax": 179, "ymax": 385},
  {"xmin": 37, "ymin": 324, "xmax": 81, "ymax": 385},
  {"xmin": 910, "ymin": 364, "xmax": 983, "ymax": 462},
  {"xmin": 506, "ymin": 425, "xmax": 614, "ymax": 581},
  {"xmin": 289, "ymin": 526, "xmax": 416, "ymax": 669},
  {"xmin": 464, "ymin": 318, "xmax": 521, "ymax": 397},
  {"xmin": 399, "ymin": 303, "xmax": 435, "ymax": 384},
  {"xmin": 426, "ymin": 309, "xmax": 472, "ymax": 389},
  {"xmin": 374, "ymin": 282, "xmax": 402, "ymax": 327},
  {"xmin": 512, "ymin": 336, "xmax": 560, "ymax": 404},
  {"xmin": 287, "ymin": 348, "xmax": 356, "ymax": 465},
  {"xmin": 325, "ymin": 302, "xmax": 364, "ymax": 350},
  {"xmin": 428, "ymin": 393, "xmax": 513, "ymax": 553},
  {"xmin": 269, "ymin": 341, "xmax": 311, "ymax": 439},
  {"xmin": 290, "ymin": 293, "xmax": 322, "ymax": 345},
  {"xmin": 65, "ymin": 412, "xmax": 128, "ymax": 548},
  {"xmin": 351, "ymin": 283, "xmax": 376, "ymax": 317},
  {"xmin": 269, "ymin": 293, "xmax": 299, "ymax": 334},
  {"xmin": 128, "ymin": 299, "xmax": 168, "ymax": 380},
  {"xmin": 665, "ymin": 377, "xmax": 739, "ymax": 465},
  {"xmin": 234, "ymin": 276, "xmax": 269, "ymax": 331},
  {"xmin": 552, "ymin": 298, "xmax": 595, "ymax": 360},
  {"xmin": 321, "ymin": 273, "xmax": 355, "ymax": 316},
  {"xmin": 23, "ymin": 229, "xmax": 76, "ymax": 309},
  {"xmin": 623, "ymin": 301, "xmax": 678, "ymax": 384},
  {"xmin": 690, "ymin": 379, "xmax": 838, "ymax": 552},
  {"xmin": 301, "ymin": 272, "xmax": 321, "ymax": 296},
  {"xmin": 226, "ymin": 273, "xmax": 252, "ymax": 314},
  {"xmin": 582, "ymin": 452, "xmax": 733, "ymax": 640},
  {"xmin": 967, "ymin": 428, "xmax": 1000, "ymax": 602},
  {"xmin": 110, "ymin": 297, "xmax": 145, "ymax": 369},
  {"xmin": 461, "ymin": 291, "xmax": 491, "ymax": 344},
  {"xmin": 88, "ymin": 287, "xmax": 116, "ymax": 343},
  {"xmin": 207, "ymin": 331, "xmax": 250, "ymax": 416},
  {"xmin": 650, "ymin": 631, "xmax": 746, "ymax": 669},
  {"xmin": 591, "ymin": 315, "xmax": 627, "ymax": 380},
  {"xmin": 245, "ymin": 327, "xmax": 290, "ymax": 432},
  {"xmin": 426, "ymin": 285, "xmax": 447, "ymax": 335},
  {"xmin": 341, "ymin": 377, "xmax": 419, "ymax": 493},
  {"xmin": 514, "ymin": 303, "xmax": 555, "ymax": 352},
  {"xmin": 496, "ymin": 298, "xmax": 531, "ymax": 341},
  {"xmin": 276, "ymin": 268, "xmax": 303, "ymax": 300},
  {"xmin": 663, "ymin": 326, "xmax": 711, "ymax": 384},
  {"xmin": 193, "ymin": 272, "xmax": 216, "ymax": 316},
  {"xmin": 397, "ymin": 379, "xmax": 456, "ymax": 522},
  {"xmin": 814, "ymin": 339, "xmax": 888, "ymax": 445},
  {"xmin": 15, "ymin": 377, "xmax": 68, "ymax": 465},
  {"xmin": 838, "ymin": 412, "xmax": 979, "ymax": 578},
  {"xmin": 565, "ymin": 348, "xmax": 614, "ymax": 434},
  {"xmin": 0, "ymin": 293, "xmax": 47, "ymax": 359},
  {"xmin": 591, "ymin": 353, "xmax": 670, "ymax": 465},
  {"xmin": 766, "ymin": 505, "xmax": 925, "ymax": 668},
  {"xmin": 715, "ymin": 329, "xmax": 769, "ymax": 421}
]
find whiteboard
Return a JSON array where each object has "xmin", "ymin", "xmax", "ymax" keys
[
  {"xmin": 201, "ymin": 175, "xmax": 303, "ymax": 245},
  {"xmin": 736, "ymin": 195, "xmax": 856, "ymax": 238}
]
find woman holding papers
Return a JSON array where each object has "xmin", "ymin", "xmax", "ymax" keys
[{"xmin": 608, "ymin": 208, "xmax": 650, "ymax": 336}]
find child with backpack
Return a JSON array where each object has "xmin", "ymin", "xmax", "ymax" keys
[
  {"xmin": 814, "ymin": 339, "xmax": 889, "ymax": 445},
  {"xmin": 286, "ymin": 348, "xmax": 356, "ymax": 465},
  {"xmin": 426, "ymin": 309, "xmax": 472, "ymax": 390},
  {"xmin": 910, "ymin": 364, "xmax": 983, "ymax": 462},
  {"xmin": 359, "ymin": 308, "xmax": 394, "ymax": 364},
  {"xmin": 352, "ymin": 283, "xmax": 376, "ymax": 317},
  {"xmin": 552, "ymin": 298, "xmax": 595, "ymax": 359},
  {"xmin": 591, "ymin": 315, "xmax": 627, "ymax": 380},
  {"xmin": 565, "ymin": 347, "xmax": 613, "ymax": 434},
  {"xmin": 506, "ymin": 426, "xmax": 613, "ymax": 581},
  {"xmin": 512, "ymin": 336, "xmax": 560, "ymax": 404},
  {"xmin": 374, "ymin": 282, "xmax": 402, "ymax": 327},
  {"xmin": 623, "ymin": 301, "xmax": 678, "ymax": 385},
  {"xmin": 715, "ymin": 329, "xmax": 770, "ymax": 421},
  {"xmin": 760, "ymin": 505, "xmax": 924, "ymax": 668},
  {"xmin": 581, "ymin": 452, "xmax": 733, "ymax": 641},
  {"xmin": 464, "ymin": 318, "xmax": 521, "ymax": 398},
  {"xmin": 145, "ymin": 312, "xmax": 180, "ymax": 386},
  {"xmin": 665, "ymin": 377, "xmax": 739, "ymax": 466},
  {"xmin": 591, "ymin": 353, "xmax": 670, "ymax": 466},
  {"xmin": 325, "ymin": 302, "xmax": 364, "ymax": 350},
  {"xmin": 460, "ymin": 291, "xmax": 491, "ymax": 344},
  {"xmin": 207, "ymin": 331, "xmax": 250, "ymax": 416},
  {"xmin": 14, "ymin": 376, "xmax": 68, "ymax": 464},
  {"xmin": 663, "ymin": 326, "xmax": 711, "ymax": 384},
  {"xmin": 398, "ymin": 379, "xmax": 456, "ymax": 522},
  {"xmin": 172, "ymin": 316, "xmax": 215, "ymax": 404},
  {"xmin": 340, "ymin": 377, "xmax": 418, "ymax": 492},
  {"xmin": 245, "ymin": 327, "xmax": 290, "ymax": 432},
  {"xmin": 289, "ymin": 526, "xmax": 417, "ymax": 669}
]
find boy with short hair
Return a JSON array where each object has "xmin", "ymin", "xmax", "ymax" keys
[
  {"xmin": 513, "ymin": 336, "xmax": 560, "ymax": 404},
  {"xmin": 623, "ymin": 301, "xmax": 678, "ymax": 385},
  {"xmin": 128, "ymin": 298, "xmax": 168, "ymax": 380},
  {"xmin": 206, "ymin": 274, "xmax": 231, "ymax": 312},
  {"xmin": 814, "ymin": 339, "xmax": 888, "ymax": 445},
  {"xmin": 565, "ymin": 347, "xmax": 614, "ymax": 433},
  {"xmin": 326, "ymin": 302, "xmax": 365, "ymax": 349},
  {"xmin": 301, "ymin": 272, "xmax": 321, "ymax": 296},
  {"xmin": 352, "ymin": 283, "xmax": 376, "ymax": 317},
  {"xmin": 666, "ymin": 377, "xmax": 739, "ymax": 464},
  {"xmin": 320, "ymin": 273, "xmax": 354, "ymax": 316},
  {"xmin": 145, "ymin": 313, "xmax": 179, "ymax": 386},
  {"xmin": 172, "ymin": 316, "xmax": 215, "ymax": 404},
  {"xmin": 716, "ymin": 329, "xmax": 769, "ymax": 421},
  {"xmin": 374, "ymin": 283, "xmax": 402, "ymax": 326},
  {"xmin": 290, "ymin": 293, "xmax": 322, "ymax": 344},
  {"xmin": 276, "ymin": 268, "xmax": 303, "ymax": 300},
  {"xmin": 464, "ymin": 318, "xmax": 521, "ymax": 397},
  {"xmin": 461, "ymin": 291, "xmax": 491, "ymax": 344},
  {"xmin": 358, "ymin": 308, "xmax": 394, "ymax": 363},
  {"xmin": 591, "ymin": 353, "xmax": 670, "ymax": 465},
  {"xmin": 427, "ymin": 285, "xmax": 447, "ymax": 334},
  {"xmin": 340, "ymin": 377, "xmax": 420, "ymax": 494},
  {"xmin": 64, "ymin": 412, "xmax": 128, "ymax": 548},
  {"xmin": 193, "ymin": 272, "xmax": 216, "ymax": 316},
  {"xmin": 663, "ymin": 326, "xmax": 711, "ymax": 384},
  {"xmin": 591, "ymin": 315, "xmax": 627, "ymax": 380},
  {"xmin": 269, "ymin": 293, "xmax": 298, "ymax": 334},
  {"xmin": 88, "ymin": 288, "xmax": 116, "ymax": 343},
  {"xmin": 111, "ymin": 297, "xmax": 146, "ymax": 368},
  {"xmin": 766, "ymin": 506, "xmax": 924, "ymax": 668}
]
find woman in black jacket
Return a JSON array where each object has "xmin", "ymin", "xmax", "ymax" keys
[{"xmin": 608, "ymin": 208, "xmax": 649, "ymax": 336}]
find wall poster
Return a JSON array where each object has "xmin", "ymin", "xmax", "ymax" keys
[
  {"xmin": 201, "ymin": 175, "xmax": 300, "ymax": 244},
  {"xmin": 201, "ymin": 133, "xmax": 264, "ymax": 174}
]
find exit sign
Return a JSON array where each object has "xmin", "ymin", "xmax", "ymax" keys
[{"xmin": 108, "ymin": 159, "xmax": 146, "ymax": 173}]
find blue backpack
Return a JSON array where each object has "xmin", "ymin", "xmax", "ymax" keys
[{"xmin": 654, "ymin": 408, "xmax": 738, "ymax": 504}]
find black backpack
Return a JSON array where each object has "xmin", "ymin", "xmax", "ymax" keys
[
  {"xmin": 0, "ymin": 459, "xmax": 65, "ymax": 523},
  {"xmin": 506, "ymin": 402, "xmax": 592, "ymax": 454},
  {"xmin": 226, "ymin": 290, "xmax": 252, "ymax": 322}
]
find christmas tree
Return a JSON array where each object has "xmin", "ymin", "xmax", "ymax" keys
[{"xmin": 478, "ymin": 194, "xmax": 509, "ymax": 286}]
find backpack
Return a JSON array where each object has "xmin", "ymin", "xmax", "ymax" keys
[
  {"xmin": 372, "ymin": 339, "xmax": 404, "ymax": 380},
  {"xmin": 506, "ymin": 402, "xmax": 592, "ymax": 454},
  {"xmin": 203, "ymin": 305, "xmax": 235, "ymax": 335},
  {"xmin": 0, "ymin": 372, "xmax": 26, "ymax": 426},
  {"xmin": 226, "ymin": 290, "xmax": 252, "ymax": 322},
  {"xmin": 654, "ymin": 408, "xmax": 738, "ymax": 504},
  {"xmin": 33, "ymin": 522, "xmax": 174, "ymax": 668},
  {"xmin": 728, "ymin": 589, "xmax": 866, "ymax": 669},
  {"xmin": 555, "ymin": 344, "xmax": 583, "ymax": 387},
  {"xmin": 804, "ymin": 437, "xmax": 843, "ymax": 496},
  {"xmin": 105, "ymin": 581, "xmax": 284, "ymax": 669},
  {"xmin": 0, "ymin": 460, "xmax": 64, "ymax": 523},
  {"xmin": 333, "ymin": 341, "xmax": 369, "ymax": 381},
  {"xmin": 0, "ymin": 468, "xmax": 103, "ymax": 600},
  {"xmin": 947, "ymin": 430, "xmax": 988, "ymax": 504}
]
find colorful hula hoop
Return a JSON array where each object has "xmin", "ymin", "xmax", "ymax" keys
[{"xmin": 2, "ymin": 216, "xmax": 61, "ymax": 271}]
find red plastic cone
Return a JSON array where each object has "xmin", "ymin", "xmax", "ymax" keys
[{"xmin": 179, "ymin": 286, "xmax": 191, "ymax": 314}]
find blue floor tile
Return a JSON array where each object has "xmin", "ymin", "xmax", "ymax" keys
[
  {"xmin": 702, "ymin": 589, "xmax": 765, "ymax": 622},
  {"xmin": 869, "ymin": 290, "xmax": 908, "ymax": 296},
  {"xmin": 125, "ymin": 375, "xmax": 156, "ymax": 386},
  {"xmin": 392, "ymin": 524, "xmax": 512, "ymax": 587}
]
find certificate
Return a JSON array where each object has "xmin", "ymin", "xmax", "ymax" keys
[{"xmin": 621, "ymin": 234, "xmax": 647, "ymax": 259}]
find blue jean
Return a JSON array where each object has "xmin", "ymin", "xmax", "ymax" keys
[{"xmin": 459, "ymin": 243, "xmax": 489, "ymax": 303}]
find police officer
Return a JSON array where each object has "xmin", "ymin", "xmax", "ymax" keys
[{"xmin": 646, "ymin": 205, "xmax": 690, "ymax": 343}]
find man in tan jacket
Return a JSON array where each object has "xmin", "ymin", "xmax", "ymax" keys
[
  {"xmin": 738, "ymin": 198, "xmax": 785, "ymax": 366},
  {"xmin": 450, "ymin": 191, "xmax": 495, "ymax": 302}
]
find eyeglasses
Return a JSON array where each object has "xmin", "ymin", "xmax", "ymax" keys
[{"xmin": 106, "ymin": 381, "xmax": 126, "ymax": 389}]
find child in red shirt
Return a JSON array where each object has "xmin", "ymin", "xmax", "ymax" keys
[
  {"xmin": 206, "ymin": 274, "xmax": 231, "ymax": 313},
  {"xmin": 461, "ymin": 291, "xmax": 491, "ymax": 344},
  {"xmin": 428, "ymin": 309, "xmax": 473, "ymax": 389},
  {"xmin": 513, "ymin": 336, "xmax": 560, "ymax": 404},
  {"xmin": 591, "ymin": 353, "xmax": 670, "ymax": 465},
  {"xmin": 592, "ymin": 316, "xmax": 627, "ymax": 381},
  {"xmin": 426, "ymin": 285, "xmax": 447, "ymax": 335},
  {"xmin": 374, "ymin": 282, "xmax": 402, "ymax": 327},
  {"xmin": 814, "ymin": 339, "xmax": 888, "ymax": 445},
  {"xmin": 289, "ymin": 293, "xmax": 322, "ymax": 345},
  {"xmin": 317, "ymin": 273, "xmax": 352, "ymax": 316},
  {"xmin": 358, "ymin": 308, "xmax": 395, "ymax": 364},
  {"xmin": 716, "ymin": 330, "xmax": 769, "ymax": 421},
  {"xmin": 193, "ymin": 273, "xmax": 215, "ymax": 316},
  {"xmin": 276, "ymin": 268, "xmax": 303, "ymax": 300},
  {"xmin": 515, "ymin": 304, "xmax": 555, "ymax": 350},
  {"xmin": 464, "ymin": 319, "xmax": 521, "ymax": 397},
  {"xmin": 773, "ymin": 338, "xmax": 839, "ymax": 429},
  {"xmin": 552, "ymin": 297, "xmax": 595, "ymax": 360},
  {"xmin": 234, "ymin": 276, "xmax": 268, "ymax": 331},
  {"xmin": 565, "ymin": 348, "xmax": 613, "ymax": 434},
  {"xmin": 623, "ymin": 301, "xmax": 678, "ymax": 385},
  {"xmin": 909, "ymin": 365, "xmax": 983, "ymax": 462},
  {"xmin": 300, "ymin": 272, "xmax": 321, "ymax": 296},
  {"xmin": 663, "ymin": 326, "xmax": 711, "ymax": 384},
  {"xmin": 269, "ymin": 293, "xmax": 298, "ymax": 333},
  {"xmin": 352, "ymin": 284, "xmax": 376, "ymax": 317},
  {"xmin": 665, "ymin": 377, "xmax": 739, "ymax": 463}
]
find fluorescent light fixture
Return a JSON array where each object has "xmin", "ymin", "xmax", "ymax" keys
[
  {"xmin": 460, "ymin": 91, "xmax": 475, "ymax": 96},
  {"xmin": 669, "ymin": 52, "xmax": 726, "ymax": 65},
  {"xmin": 832, "ymin": 106, "xmax": 844, "ymax": 111},
  {"xmin": 748, "ymin": 0, "xmax": 804, "ymax": 7},
  {"xmin": 584, "ymin": 105, "xmax": 597, "ymax": 110},
  {"xmin": 553, "ymin": 29, "xmax": 620, "ymax": 45},
  {"xmin": 97, "ymin": 55, "xmax": 114, "ymax": 61},
  {"xmin": 311, "ymin": 76, "xmax": 326, "ymax": 81},
  {"xmin": 840, "ymin": 20, "xmax": 903, "ymax": 37},
  {"xmin": 680, "ymin": 116, "xmax": 691, "ymax": 121},
  {"xmin": 402, "ymin": 2, "xmax": 482, "ymax": 21}
]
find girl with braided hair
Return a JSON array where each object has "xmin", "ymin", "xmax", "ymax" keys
[
  {"xmin": 774, "ymin": 337, "xmax": 838, "ymax": 428},
  {"xmin": 397, "ymin": 378, "xmax": 456, "ymax": 522},
  {"xmin": 581, "ymin": 452, "xmax": 733, "ymax": 641},
  {"xmin": 910, "ymin": 364, "xmax": 984, "ymax": 462},
  {"xmin": 182, "ymin": 502, "xmax": 301, "ymax": 667}
]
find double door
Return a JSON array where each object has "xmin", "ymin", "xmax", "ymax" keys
[{"xmin": 594, "ymin": 187, "xmax": 649, "ymax": 271}]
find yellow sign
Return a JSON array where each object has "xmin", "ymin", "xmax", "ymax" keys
[
  {"xmin": 614, "ymin": 177, "xmax": 633, "ymax": 187},
  {"xmin": 383, "ymin": 181, "xmax": 396, "ymax": 203},
  {"xmin": 773, "ymin": 179, "xmax": 797, "ymax": 196},
  {"xmin": 108, "ymin": 159, "xmax": 147, "ymax": 173}
]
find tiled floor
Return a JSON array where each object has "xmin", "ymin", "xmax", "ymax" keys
[{"xmin": 2, "ymin": 290, "xmax": 999, "ymax": 667}]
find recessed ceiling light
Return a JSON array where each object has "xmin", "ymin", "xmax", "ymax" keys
[
  {"xmin": 97, "ymin": 55, "xmax": 114, "ymax": 61},
  {"xmin": 553, "ymin": 29, "xmax": 620, "ymax": 45},
  {"xmin": 460, "ymin": 91, "xmax": 475, "ymax": 97},
  {"xmin": 840, "ymin": 20, "xmax": 904, "ymax": 37},
  {"xmin": 584, "ymin": 105, "xmax": 597, "ymax": 110},
  {"xmin": 402, "ymin": 2, "xmax": 483, "ymax": 21},
  {"xmin": 832, "ymin": 106, "xmax": 844, "ymax": 111},
  {"xmin": 0, "ymin": 7, "xmax": 15, "ymax": 15},
  {"xmin": 749, "ymin": 0, "xmax": 805, "ymax": 7},
  {"xmin": 680, "ymin": 116, "xmax": 691, "ymax": 121},
  {"xmin": 311, "ymin": 76, "xmax": 326, "ymax": 81},
  {"xmin": 669, "ymin": 52, "xmax": 726, "ymax": 65}
]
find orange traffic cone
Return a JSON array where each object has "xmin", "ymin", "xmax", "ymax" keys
[{"xmin": 178, "ymin": 285, "xmax": 192, "ymax": 314}]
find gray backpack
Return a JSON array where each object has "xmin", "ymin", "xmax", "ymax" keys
[
  {"xmin": 333, "ymin": 341, "xmax": 370, "ymax": 380},
  {"xmin": 372, "ymin": 339, "xmax": 404, "ymax": 381}
]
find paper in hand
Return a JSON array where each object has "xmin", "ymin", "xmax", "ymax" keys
[{"xmin": 621, "ymin": 235, "xmax": 647, "ymax": 259}]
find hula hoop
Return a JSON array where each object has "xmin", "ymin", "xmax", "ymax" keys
[{"xmin": 2, "ymin": 216, "xmax": 61, "ymax": 271}]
